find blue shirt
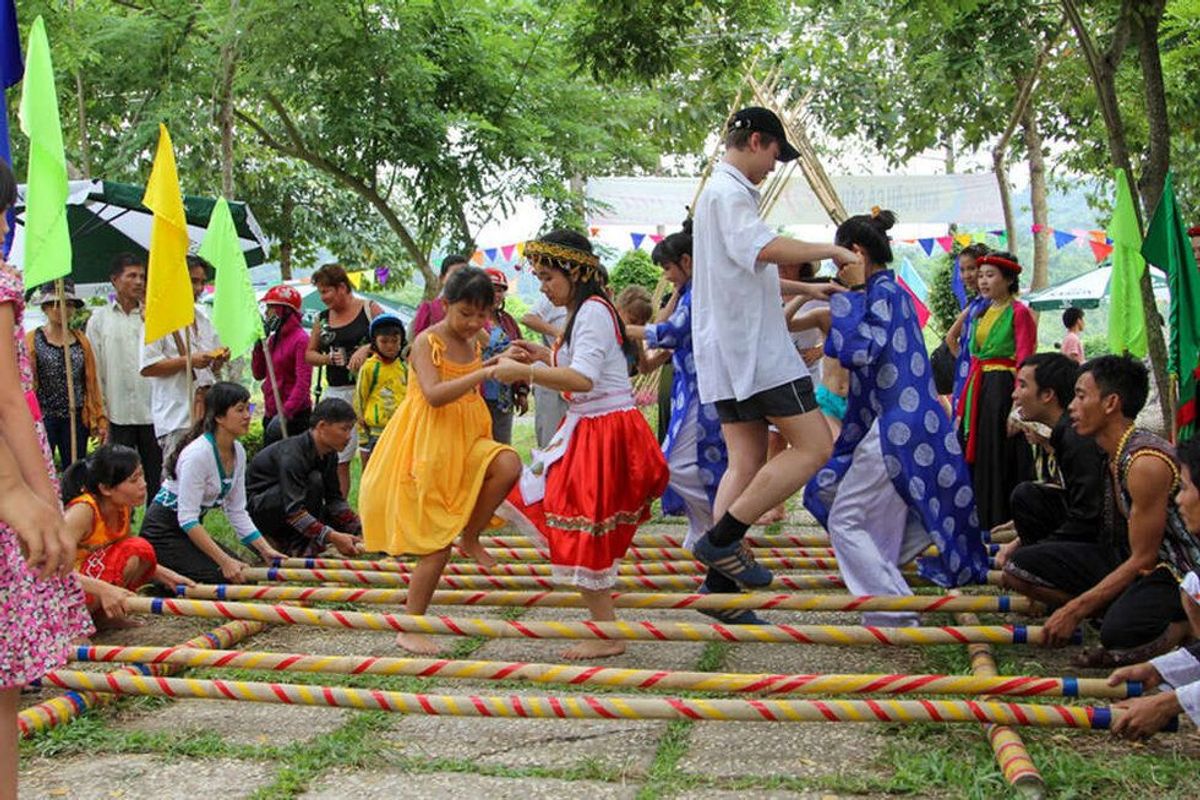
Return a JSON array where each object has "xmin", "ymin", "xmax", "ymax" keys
[{"xmin": 804, "ymin": 270, "xmax": 989, "ymax": 587}]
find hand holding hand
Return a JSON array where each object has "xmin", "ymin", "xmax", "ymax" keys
[{"xmin": 492, "ymin": 357, "xmax": 531, "ymax": 384}]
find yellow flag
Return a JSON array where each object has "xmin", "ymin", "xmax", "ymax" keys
[
  {"xmin": 142, "ymin": 124, "xmax": 194, "ymax": 343},
  {"xmin": 955, "ymin": 233, "xmax": 972, "ymax": 247},
  {"xmin": 347, "ymin": 271, "xmax": 363, "ymax": 289}
]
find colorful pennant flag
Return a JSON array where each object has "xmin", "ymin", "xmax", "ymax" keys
[
  {"xmin": 631, "ymin": 233, "xmax": 646, "ymax": 250},
  {"xmin": 589, "ymin": 226, "xmax": 600, "ymax": 237},
  {"xmin": 142, "ymin": 124, "xmax": 194, "ymax": 344},
  {"xmin": 1052, "ymin": 230, "xmax": 1077, "ymax": 249},
  {"xmin": 1089, "ymin": 240, "xmax": 1114, "ymax": 263},
  {"xmin": 936, "ymin": 236, "xmax": 954, "ymax": 253},
  {"xmin": 484, "ymin": 248, "xmax": 498, "ymax": 263},
  {"xmin": 896, "ymin": 257, "xmax": 929, "ymax": 302},
  {"xmin": 918, "ymin": 238, "xmax": 935, "ymax": 257},
  {"xmin": 954, "ymin": 234, "xmax": 972, "ymax": 248},
  {"xmin": 347, "ymin": 271, "xmax": 362, "ymax": 289},
  {"xmin": 17, "ymin": 16, "xmax": 71, "ymax": 287},
  {"xmin": 1031, "ymin": 224, "xmax": 1046, "ymax": 234},
  {"xmin": 1141, "ymin": 171, "xmax": 1200, "ymax": 437},
  {"xmin": 200, "ymin": 197, "xmax": 262, "ymax": 359},
  {"xmin": 501, "ymin": 244, "xmax": 516, "ymax": 261},
  {"xmin": 375, "ymin": 266, "xmax": 390, "ymax": 285},
  {"xmin": 1107, "ymin": 169, "xmax": 1148, "ymax": 358},
  {"xmin": 470, "ymin": 251, "xmax": 484, "ymax": 265},
  {"xmin": 951, "ymin": 256, "xmax": 968, "ymax": 309},
  {"xmin": 650, "ymin": 234, "xmax": 663, "ymax": 244},
  {"xmin": 896, "ymin": 276, "xmax": 931, "ymax": 328}
]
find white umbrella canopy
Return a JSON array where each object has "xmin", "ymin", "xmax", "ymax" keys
[{"xmin": 1025, "ymin": 265, "xmax": 1168, "ymax": 311}]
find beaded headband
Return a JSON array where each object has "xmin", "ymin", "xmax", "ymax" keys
[
  {"xmin": 977, "ymin": 254, "xmax": 1022, "ymax": 275},
  {"xmin": 524, "ymin": 239, "xmax": 603, "ymax": 283}
]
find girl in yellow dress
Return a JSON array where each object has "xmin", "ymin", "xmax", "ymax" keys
[{"xmin": 360, "ymin": 267, "xmax": 523, "ymax": 655}]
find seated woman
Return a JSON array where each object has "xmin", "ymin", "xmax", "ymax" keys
[
  {"xmin": 62, "ymin": 444, "xmax": 194, "ymax": 627},
  {"xmin": 246, "ymin": 398, "xmax": 365, "ymax": 558},
  {"xmin": 141, "ymin": 382, "xmax": 284, "ymax": 584}
]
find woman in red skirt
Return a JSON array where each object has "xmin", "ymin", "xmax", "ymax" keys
[{"xmin": 495, "ymin": 230, "xmax": 668, "ymax": 659}]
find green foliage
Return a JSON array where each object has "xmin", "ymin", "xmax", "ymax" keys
[
  {"xmin": 927, "ymin": 256, "xmax": 961, "ymax": 337},
  {"xmin": 608, "ymin": 249, "xmax": 661, "ymax": 296}
]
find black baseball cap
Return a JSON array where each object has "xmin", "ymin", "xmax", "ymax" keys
[{"xmin": 727, "ymin": 107, "xmax": 800, "ymax": 162}]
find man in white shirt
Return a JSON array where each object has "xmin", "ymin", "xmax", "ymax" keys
[
  {"xmin": 140, "ymin": 256, "xmax": 227, "ymax": 476},
  {"xmin": 690, "ymin": 107, "xmax": 858, "ymax": 588},
  {"xmin": 86, "ymin": 253, "xmax": 162, "ymax": 502},
  {"xmin": 522, "ymin": 294, "xmax": 569, "ymax": 447}
]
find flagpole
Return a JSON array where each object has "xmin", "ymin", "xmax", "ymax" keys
[
  {"xmin": 55, "ymin": 278, "xmax": 79, "ymax": 463},
  {"xmin": 185, "ymin": 327, "xmax": 196, "ymax": 424},
  {"xmin": 260, "ymin": 334, "xmax": 288, "ymax": 438}
]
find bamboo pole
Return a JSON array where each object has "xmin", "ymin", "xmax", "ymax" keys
[
  {"xmin": 247, "ymin": 565, "xmax": 1005, "ymax": 589},
  {"xmin": 40, "ymin": 669, "xmax": 1125, "ymax": 729},
  {"xmin": 71, "ymin": 644, "xmax": 1139, "ymax": 700},
  {"xmin": 260, "ymin": 334, "xmax": 289, "ymax": 438},
  {"xmin": 478, "ymin": 533, "xmax": 1002, "ymax": 555},
  {"xmin": 958, "ymin": 607, "xmax": 1047, "ymax": 798},
  {"xmin": 128, "ymin": 597, "xmax": 1070, "ymax": 647},
  {"xmin": 182, "ymin": 584, "xmax": 1040, "ymax": 615},
  {"xmin": 275, "ymin": 553, "xmax": 911, "ymax": 575},
  {"xmin": 18, "ymin": 619, "xmax": 265, "ymax": 738}
]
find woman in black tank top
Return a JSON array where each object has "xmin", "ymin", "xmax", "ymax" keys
[{"xmin": 320, "ymin": 306, "xmax": 370, "ymax": 387}]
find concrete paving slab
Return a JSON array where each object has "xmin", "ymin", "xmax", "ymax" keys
[
  {"xmin": 301, "ymin": 770, "xmax": 640, "ymax": 799},
  {"xmin": 678, "ymin": 719, "xmax": 892, "ymax": 781},
  {"xmin": 20, "ymin": 754, "xmax": 274, "ymax": 799},
  {"xmin": 116, "ymin": 698, "xmax": 350, "ymax": 746},
  {"xmin": 381, "ymin": 682, "xmax": 662, "ymax": 774}
]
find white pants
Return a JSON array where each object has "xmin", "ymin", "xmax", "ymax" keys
[
  {"xmin": 668, "ymin": 402, "xmax": 714, "ymax": 551},
  {"xmin": 533, "ymin": 385, "xmax": 568, "ymax": 448},
  {"xmin": 826, "ymin": 420, "xmax": 930, "ymax": 627}
]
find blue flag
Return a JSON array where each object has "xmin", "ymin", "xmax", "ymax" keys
[
  {"xmin": 951, "ymin": 255, "xmax": 967, "ymax": 309},
  {"xmin": 0, "ymin": 0, "xmax": 22, "ymax": 256}
]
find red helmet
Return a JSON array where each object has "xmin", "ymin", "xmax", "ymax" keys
[
  {"xmin": 263, "ymin": 284, "xmax": 302, "ymax": 312},
  {"xmin": 485, "ymin": 268, "xmax": 508, "ymax": 290}
]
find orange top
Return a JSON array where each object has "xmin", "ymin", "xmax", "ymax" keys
[{"xmin": 67, "ymin": 492, "xmax": 131, "ymax": 566}]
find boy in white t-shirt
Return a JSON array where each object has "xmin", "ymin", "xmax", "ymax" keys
[{"xmin": 690, "ymin": 107, "xmax": 858, "ymax": 587}]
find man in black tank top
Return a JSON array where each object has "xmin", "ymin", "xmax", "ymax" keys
[{"xmin": 1004, "ymin": 356, "xmax": 1196, "ymax": 666}]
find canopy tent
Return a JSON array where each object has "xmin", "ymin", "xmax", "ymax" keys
[
  {"xmin": 8, "ymin": 180, "xmax": 269, "ymax": 284},
  {"xmin": 1024, "ymin": 265, "xmax": 1169, "ymax": 311}
]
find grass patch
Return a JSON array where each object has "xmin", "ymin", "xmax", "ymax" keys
[{"xmin": 249, "ymin": 711, "xmax": 393, "ymax": 799}]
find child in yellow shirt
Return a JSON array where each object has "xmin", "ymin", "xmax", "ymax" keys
[{"xmin": 355, "ymin": 314, "xmax": 408, "ymax": 469}]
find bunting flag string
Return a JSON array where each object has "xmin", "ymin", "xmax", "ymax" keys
[{"xmin": 897, "ymin": 225, "xmax": 1112, "ymax": 264}]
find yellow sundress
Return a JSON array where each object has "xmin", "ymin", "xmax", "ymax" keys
[{"xmin": 360, "ymin": 333, "xmax": 513, "ymax": 555}]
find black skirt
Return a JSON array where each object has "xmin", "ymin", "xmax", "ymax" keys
[
  {"xmin": 967, "ymin": 370, "xmax": 1033, "ymax": 530},
  {"xmin": 140, "ymin": 502, "xmax": 244, "ymax": 585}
]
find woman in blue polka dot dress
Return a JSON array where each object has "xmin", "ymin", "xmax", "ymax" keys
[{"xmin": 804, "ymin": 209, "xmax": 990, "ymax": 626}]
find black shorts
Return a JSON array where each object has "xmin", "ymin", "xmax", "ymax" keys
[
  {"xmin": 1004, "ymin": 540, "xmax": 1119, "ymax": 596},
  {"xmin": 714, "ymin": 377, "xmax": 818, "ymax": 424}
]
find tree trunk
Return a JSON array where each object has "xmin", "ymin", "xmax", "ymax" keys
[
  {"xmin": 993, "ymin": 152, "xmax": 1017, "ymax": 252},
  {"xmin": 279, "ymin": 195, "xmax": 294, "ymax": 281},
  {"xmin": 69, "ymin": 0, "xmax": 91, "ymax": 179},
  {"xmin": 1062, "ymin": 0, "xmax": 1171, "ymax": 429},
  {"xmin": 217, "ymin": 0, "xmax": 240, "ymax": 199},
  {"xmin": 1022, "ymin": 106, "xmax": 1051, "ymax": 292}
]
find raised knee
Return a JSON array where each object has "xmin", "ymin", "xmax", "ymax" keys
[{"xmin": 494, "ymin": 450, "xmax": 522, "ymax": 480}]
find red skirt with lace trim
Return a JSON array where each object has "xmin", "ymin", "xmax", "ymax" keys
[{"xmin": 505, "ymin": 408, "xmax": 668, "ymax": 590}]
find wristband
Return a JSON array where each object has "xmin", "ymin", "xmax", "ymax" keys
[{"xmin": 239, "ymin": 530, "xmax": 263, "ymax": 546}]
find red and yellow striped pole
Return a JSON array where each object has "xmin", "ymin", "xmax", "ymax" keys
[
  {"xmin": 70, "ymin": 644, "xmax": 1141, "ymax": 700},
  {"xmin": 276, "ymin": 554, "xmax": 919, "ymax": 574},
  {"xmin": 41, "ymin": 669, "xmax": 1125, "ymax": 729},
  {"xmin": 128, "ymin": 597, "xmax": 1072, "ymax": 647},
  {"xmin": 181, "ymin": 584, "xmax": 1039, "ymax": 615},
  {"xmin": 17, "ymin": 619, "xmax": 265, "ymax": 738}
]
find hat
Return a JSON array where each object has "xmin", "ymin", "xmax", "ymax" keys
[
  {"xmin": 728, "ymin": 107, "xmax": 800, "ymax": 162},
  {"xmin": 263, "ymin": 284, "xmax": 302, "ymax": 312},
  {"xmin": 977, "ymin": 254, "xmax": 1022, "ymax": 275},
  {"xmin": 31, "ymin": 280, "xmax": 83, "ymax": 309},
  {"xmin": 485, "ymin": 268, "xmax": 508, "ymax": 289},
  {"xmin": 1188, "ymin": 226, "xmax": 1200, "ymax": 237},
  {"xmin": 369, "ymin": 313, "xmax": 405, "ymax": 338}
]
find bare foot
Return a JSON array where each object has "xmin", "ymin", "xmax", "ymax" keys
[
  {"xmin": 459, "ymin": 537, "xmax": 497, "ymax": 569},
  {"xmin": 561, "ymin": 640, "xmax": 627, "ymax": 660},
  {"xmin": 395, "ymin": 631, "xmax": 446, "ymax": 656},
  {"xmin": 756, "ymin": 507, "xmax": 786, "ymax": 526}
]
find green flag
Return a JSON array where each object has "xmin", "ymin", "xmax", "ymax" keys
[
  {"xmin": 200, "ymin": 197, "xmax": 263, "ymax": 358},
  {"xmin": 1106, "ymin": 169, "xmax": 1148, "ymax": 358},
  {"xmin": 1141, "ymin": 171, "xmax": 1200, "ymax": 439},
  {"xmin": 17, "ymin": 16, "xmax": 71, "ymax": 288}
]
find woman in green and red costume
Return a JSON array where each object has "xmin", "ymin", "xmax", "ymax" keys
[{"xmin": 955, "ymin": 252, "xmax": 1037, "ymax": 530}]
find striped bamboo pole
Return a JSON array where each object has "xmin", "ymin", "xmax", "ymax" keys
[
  {"xmin": 285, "ymin": 554, "xmax": 921, "ymax": 573},
  {"xmin": 17, "ymin": 619, "xmax": 265, "ymax": 738},
  {"xmin": 958, "ymin": 607, "xmax": 1047, "ymax": 797},
  {"xmin": 480, "ymin": 534, "xmax": 1002, "ymax": 556},
  {"xmin": 129, "ymin": 597, "xmax": 1071, "ymax": 647},
  {"xmin": 40, "ymin": 669, "xmax": 1122, "ymax": 729},
  {"xmin": 71, "ymin": 644, "xmax": 1141, "ymax": 700},
  {"xmin": 247, "ymin": 566, "xmax": 1004, "ymax": 590},
  {"xmin": 182, "ymin": 584, "xmax": 1040, "ymax": 615},
  {"xmin": 245, "ymin": 567, "xmax": 852, "ymax": 591}
]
